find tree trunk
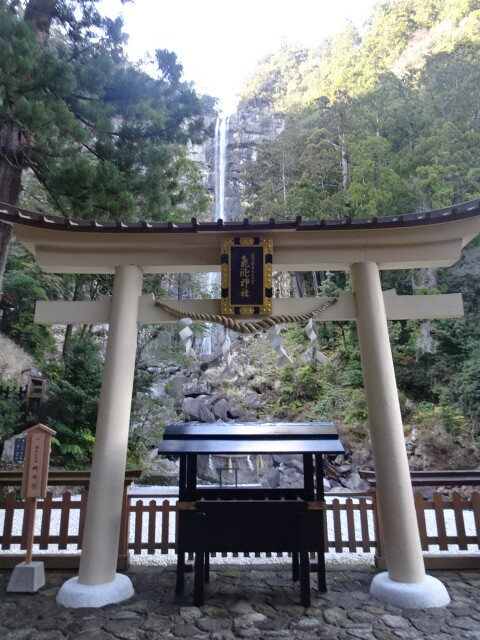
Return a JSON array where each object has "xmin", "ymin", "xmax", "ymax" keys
[
  {"xmin": 311, "ymin": 271, "xmax": 319, "ymax": 297},
  {"xmin": 62, "ymin": 275, "xmax": 84, "ymax": 360},
  {"xmin": 0, "ymin": 0, "xmax": 57, "ymax": 288},
  {"xmin": 292, "ymin": 273, "xmax": 305, "ymax": 298},
  {"xmin": 24, "ymin": 0, "xmax": 56, "ymax": 46},
  {"xmin": 0, "ymin": 123, "xmax": 24, "ymax": 287},
  {"xmin": 62, "ymin": 324, "xmax": 73, "ymax": 361},
  {"xmin": 0, "ymin": 223, "xmax": 13, "ymax": 290},
  {"xmin": 341, "ymin": 140, "xmax": 349, "ymax": 192}
]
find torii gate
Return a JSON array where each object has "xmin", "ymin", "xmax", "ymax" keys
[{"xmin": 1, "ymin": 199, "xmax": 480, "ymax": 609}]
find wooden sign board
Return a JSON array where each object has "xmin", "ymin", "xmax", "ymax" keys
[
  {"xmin": 20, "ymin": 424, "xmax": 56, "ymax": 499},
  {"xmin": 221, "ymin": 237, "xmax": 273, "ymax": 315}
]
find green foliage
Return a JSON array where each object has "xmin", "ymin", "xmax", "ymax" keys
[
  {"xmin": 413, "ymin": 403, "xmax": 479, "ymax": 468},
  {"xmin": 342, "ymin": 388, "xmax": 368, "ymax": 428},
  {"xmin": 244, "ymin": 0, "xmax": 480, "ymax": 220},
  {"xmin": 454, "ymin": 356, "xmax": 480, "ymax": 434},
  {"xmin": 1, "ymin": 0, "xmax": 479, "ymax": 471},
  {"xmin": 0, "ymin": 380, "xmax": 24, "ymax": 443},
  {"xmin": 46, "ymin": 334, "xmax": 103, "ymax": 467},
  {"xmin": 239, "ymin": 0, "xmax": 480, "ymax": 462},
  {"xmin": 1, "ymin": 266, "xmax": 56, "ymax": 360},
  {"xmin": 241, "ymin": 0, "xmax": 480, "ymax": 111},
  {"xmin": 128, "ymin": 395, "xmax": 173, "ymax": 468},
  {"xmin": 0, "ymin": 0, "xmax": 213, "ymax": 222}
]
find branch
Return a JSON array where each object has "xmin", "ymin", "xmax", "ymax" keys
[
  {"xmin": 82, "ymin": 142, "xmax": 106, "ymax": 162},
  {"xmin": 68, "ymin": 110, "xmax": 96, "ymax": 131},
  {"xmin": 109, "ymin": 118, "xmax": 185, "ymax": 141}
]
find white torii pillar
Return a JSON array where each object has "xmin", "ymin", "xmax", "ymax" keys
[
  {"xmin": 41, "ymin": 284, "xmax": 461, "ymax": 609},
  {"xmin": 351, "ymin": 262, "xmax": 450, "ymax": 608},
  {"xmin": 57, "ymin": 264, "xmax": 143, "ymax": 608},
  {"xmin": 5, "ymin": 198, "xmax": 479, "ymax": 610}
]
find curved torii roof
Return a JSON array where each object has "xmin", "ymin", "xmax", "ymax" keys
[{"xmin": 1, "ymin": 199, "xmax": 480, "ymax": 274}]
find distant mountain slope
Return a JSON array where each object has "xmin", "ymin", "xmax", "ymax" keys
[{"xmin": 241, "ymin": 0, "xmax": 480, "ymax": 112}]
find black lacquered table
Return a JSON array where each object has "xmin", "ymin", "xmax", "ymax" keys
[{"xmin": 158, "ymin": 422, "xmax": 344, "ymax": 606}]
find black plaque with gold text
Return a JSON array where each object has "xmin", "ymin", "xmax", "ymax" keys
[{"xmin": 221, "ymin": 237, "xmax": 272, "ymax": 315}]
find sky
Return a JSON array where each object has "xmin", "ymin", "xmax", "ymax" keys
[{"xmin": 100, "ymin": 0, "xmax": 377, "ymax": 113}]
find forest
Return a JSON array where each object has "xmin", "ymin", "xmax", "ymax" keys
[{"xmin": 0, "ymin": 0, "xmax": 479, "ymax": 471}]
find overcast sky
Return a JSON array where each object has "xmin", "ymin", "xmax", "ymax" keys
[{"xmin": 101, "ymin": 0, "xmax": 377, "ymax": 113}]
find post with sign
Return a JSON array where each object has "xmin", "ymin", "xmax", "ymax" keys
[{"xmin": 7, "ymin": 423, "xmax": 56, "ymax": 593}]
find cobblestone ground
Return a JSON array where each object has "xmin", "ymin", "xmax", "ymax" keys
[{"xmin": 0, "ymin": 565, "xmax": 479, "ymax": 639}]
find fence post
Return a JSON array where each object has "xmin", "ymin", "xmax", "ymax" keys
[{"xmin": 117, "ymin": 484, "xmax": 130, "ymax": 570}]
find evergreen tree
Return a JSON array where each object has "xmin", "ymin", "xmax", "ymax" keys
[
  {"xmin": 46, "ymin": 333, "xmax": 103, "ymax": 467},
  {"xmin": 0, "ymin": 0, "xmax": 212, "ymax": 286}
]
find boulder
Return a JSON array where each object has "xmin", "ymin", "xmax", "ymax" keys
[
  {"xmin": 260, "ymin": 467, "xmax": 281, "ymax": 489},
  {"xmin": 150, "ymin": 381, "xmax": 168, "ymax": 400},
  {"xmin": 184, "ymin": 363, "xmax": 203, "ymax": 378},
  {"xmin": 288, "ymin": 458, "xmax": 304, "ymax": 474},
  {"xmin": 344, "ymin": 471, "xmax": 371, "ymax": 493},
  {"xmin": 182, "ymin": 381, "xmax": 212, "ymax": 397},
  {"xmin": 242, "ymin": 393, "xmax": 265, "ymax": 410},
  {"xmin": 213, "ymin": 398, "xmax": 230, "ymax": 421},
  {"xmin": 182, "ymin": 397, "xmax": 215, "ymax": 423},
  {"xmin": 337, "ymin": 464, "xmax": 353, "ymax": 474},
  {"xmin": 210, "ymin": 391, "xmax": 228, "ymax": 404},
  {"xmin": 280, "ymin": 465, "xmax": 304, "ymax": 487},
  {"xmin": 165, "ymin": 376, "xmax": 188, "ymax": 402}
]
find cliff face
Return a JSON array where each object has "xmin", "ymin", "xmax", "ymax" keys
[{"xmin": 195, "ymin": 105, "xmax": 285, "ymax": 222}]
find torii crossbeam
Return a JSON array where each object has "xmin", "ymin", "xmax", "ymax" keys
[{"xmin": 1, "ymin": 198, "xmax": 480, "ymax": 609}]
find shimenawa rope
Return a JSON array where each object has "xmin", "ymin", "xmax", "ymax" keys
[{"xmin": 155, "ymin": 298, "xmax": 337, "ymax": 334}]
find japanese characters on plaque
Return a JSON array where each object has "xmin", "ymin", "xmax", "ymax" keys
[
  {"xmin": 20, "ymin": 424, "xmax": 56, "ymax": 500},
  {"xmin": 13, "ymin": 437, "xmax": 26, "ymax": 463},
  {"xmin": 221, "ymin": 237, "xmax": 273, "ymax": 315}
]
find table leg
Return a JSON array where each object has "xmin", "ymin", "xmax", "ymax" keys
[
  {"xmin": 176, "ymin": 552, "xmax": 185, "ymax": 594},
  {"xmin": 194, "ymin": 512, "xmax": 206, "ymax": 606},
  {"xmin": 298, "ymin": 512, "xmax": 311, "ymax": 607},
  {"xmin": 317, "ymin": 513, "xmax": 327, "ymax": 593},
  {"xmin": 314, "ymin": 453, "xmax": 327, "ymax": 593},
  {"xmin": 292, "ymin": 551, "xmax": 299, "ymax": 581},
  {"xmin": 205, "ymin": 551, "xmax": 210, "ymax": 583}
]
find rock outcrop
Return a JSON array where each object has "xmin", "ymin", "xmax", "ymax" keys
[
  {"xmin": 194, "ymin": 105, "xmax": 285, "ymax": 222},
  {"xmin": 138, "ymin": 338, "xmax": 376, "ymax": 491}
]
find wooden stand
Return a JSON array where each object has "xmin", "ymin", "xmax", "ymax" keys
[{"xmin": 7, "ymin": 424, "xmax": 55, "ymax": 593}]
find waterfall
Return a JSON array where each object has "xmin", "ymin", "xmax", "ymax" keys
[
  {"xmin": 215, "ymin": 115, "xmax": 230, "ymax": 221},
  {"xmin": 195, "ymin": 115, "xmax": 230, "ymax": 356}
]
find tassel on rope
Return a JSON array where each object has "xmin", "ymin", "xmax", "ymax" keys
[
  {"xmin": 220, "ymin": 328, "xmax": 234, "ymax": 372},
  {"xmin": 268, "ymin": 325, "xmax": 293, "ymax": 369},
  {"xmin": 166, "ymin": 299, "xmax": 337, "ymax": 366},
  {"xmin": 305, "ymin": 318, "xmax": 329, "ymax": 364},
  {"xmin": 178, "ymin": 318, "xmax": 197, "ymax": 359}
]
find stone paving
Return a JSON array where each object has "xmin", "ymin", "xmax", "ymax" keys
[{"xmin": 0, "ymin": 564, "xmax": 479, "ymax": 639}]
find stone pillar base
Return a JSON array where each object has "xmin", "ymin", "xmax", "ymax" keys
[
  {"xmin": 371, "ymin": 572, "xmax": 450, "ymax": 609},
  {"xmin": 7, "ymin": 561, "xmax": 45, "ymax": 593},
  {"xmin": 56, "ymin": 574, "xmax": 134, "ymax": 608}
]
